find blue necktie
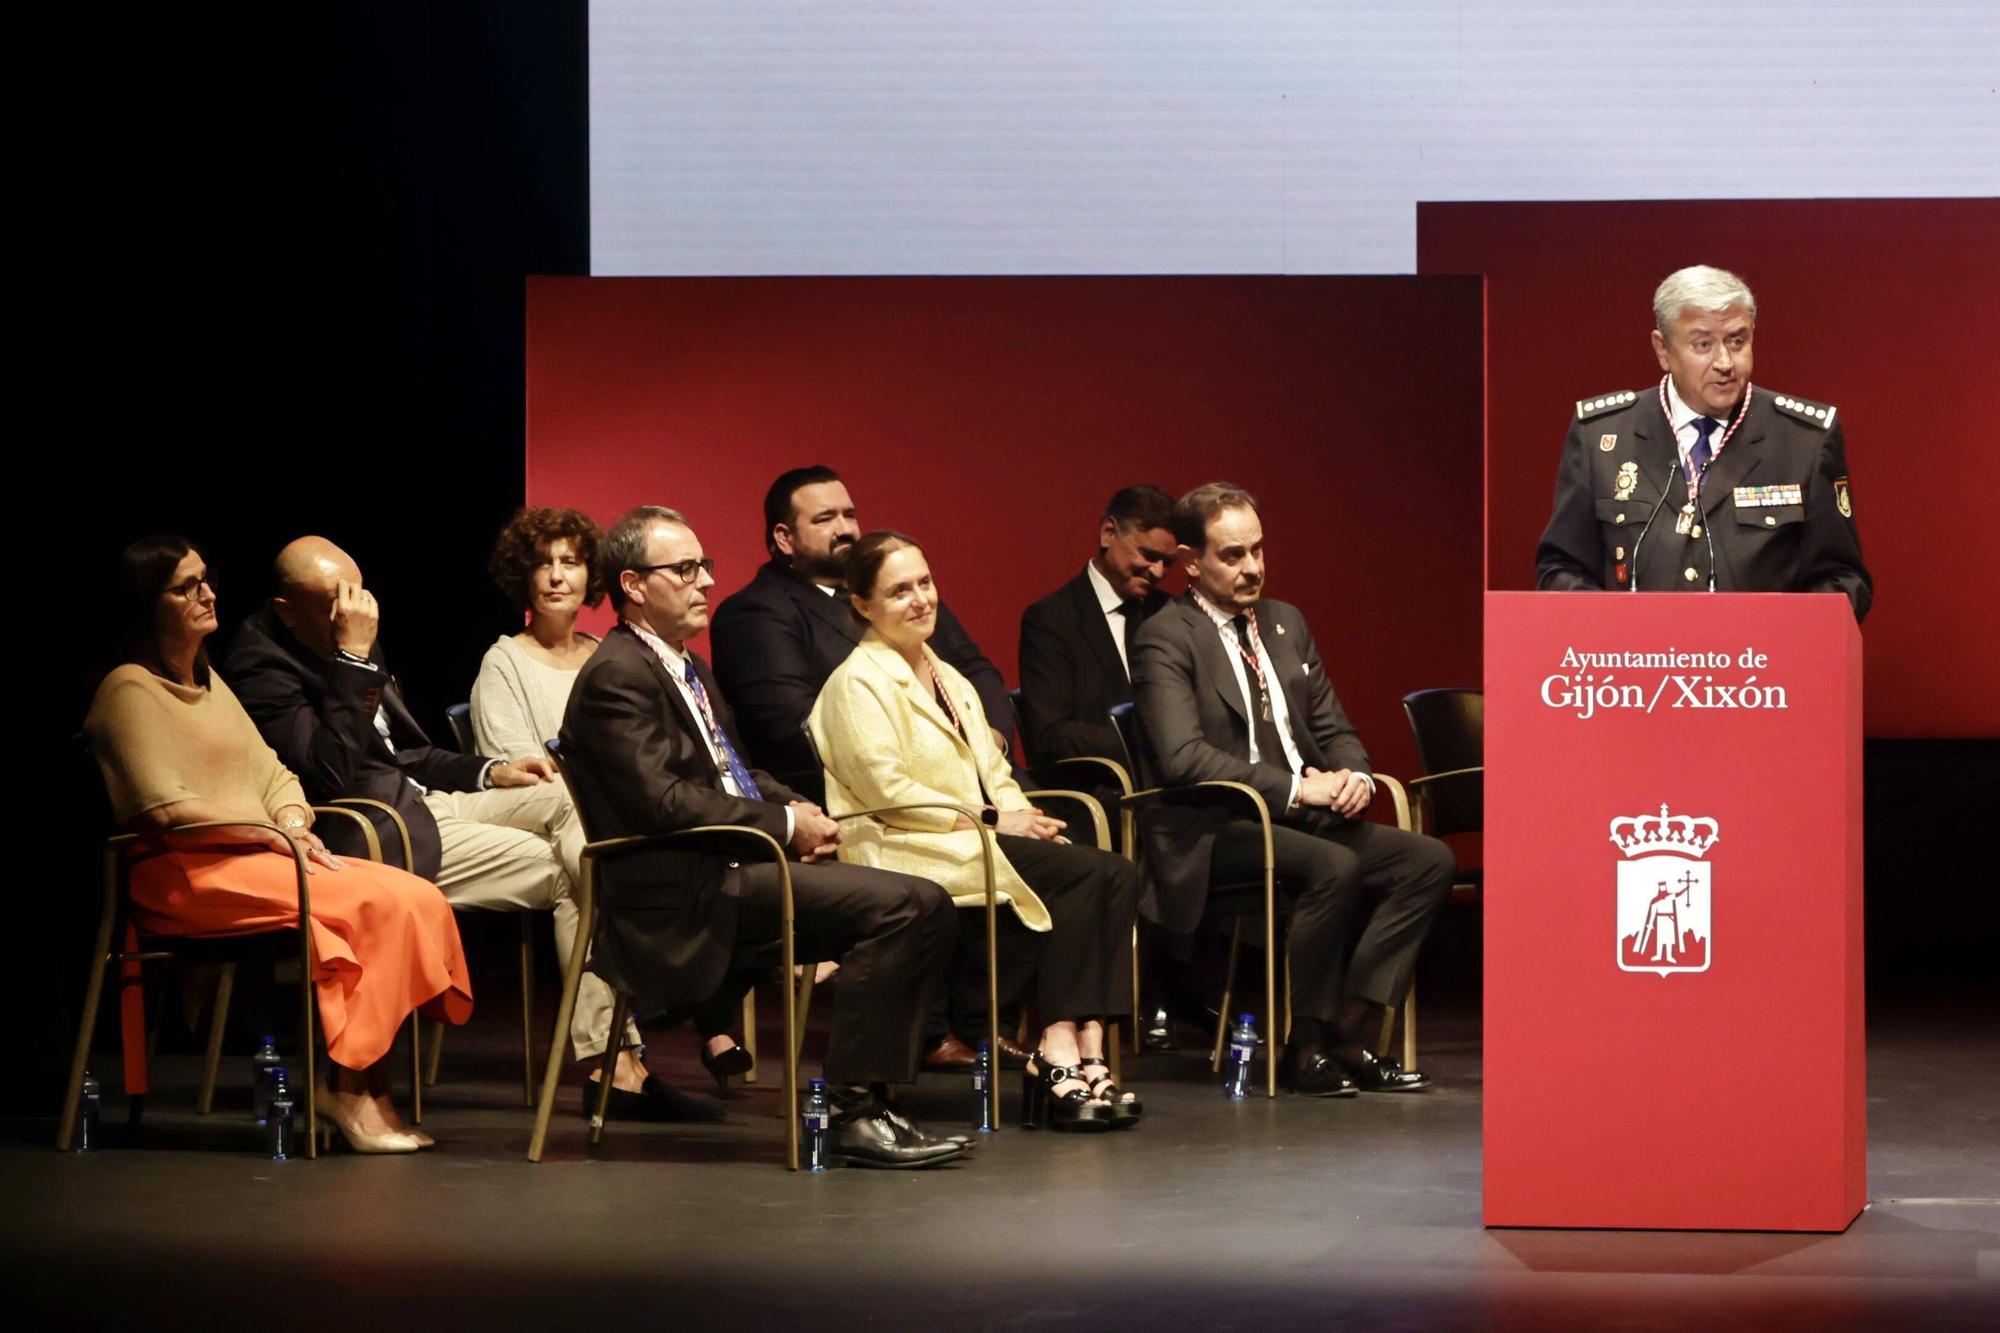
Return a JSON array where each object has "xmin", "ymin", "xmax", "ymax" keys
[
  {"xmin": 682, "ymin": 660, "xmax": 763, "ymax": 801},
  {"xmin": 1688, "ymin": 415, "xmax": 1719, "ymax": 481}
]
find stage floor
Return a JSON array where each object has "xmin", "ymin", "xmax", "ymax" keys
[{"xmin": 8, "ymin": 986, "xmax": 1996, "ymax": 1329}]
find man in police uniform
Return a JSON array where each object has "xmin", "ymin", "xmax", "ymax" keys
[{"xmin": 1535, "ymin": 265, "xmax": 1871, "ymax": 621}]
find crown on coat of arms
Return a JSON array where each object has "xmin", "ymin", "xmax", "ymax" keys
[{"xmin": 1609, "ymin": 803, "xmax": 1719, "ymax": 858}]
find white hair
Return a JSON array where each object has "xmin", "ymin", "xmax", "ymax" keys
[{"xmin": 1652, "ymin": 265, "xmax": 1757, "ymax": 337}]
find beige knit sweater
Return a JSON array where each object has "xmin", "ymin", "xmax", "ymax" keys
[{"xmin": 84, "ymin": 665, "xmax": 307, "ymax": 825}]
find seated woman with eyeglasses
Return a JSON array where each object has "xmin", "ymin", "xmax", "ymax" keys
[
  {"xmin": 472, "ymin": 506, "xmax": 753, "ymax": 1096},
  {"xmin": 809, "ymin": 531, "xmax": 1141, "ymax": 1131},
  {"xmin": 83, "ymin": 535, "xmax": 472, "ymax": 1154}
]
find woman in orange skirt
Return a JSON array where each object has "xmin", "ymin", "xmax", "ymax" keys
[{"xmin": 84, "ymin": 535, "xmax": 472, "ymax": 1153}]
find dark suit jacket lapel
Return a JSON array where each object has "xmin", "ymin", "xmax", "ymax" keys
[
  {"xmin": 1180, "ymin": 597, "xmax": 1249, "ymax": 722},
  {"xmin": 1256, "ymin": 605, "xmax": 1328, "ymax": 770},
  {"xmin": 614, "ymin": 625, "xmax": 720, "ymax": 782},
  {"xmin": 1630, "ymin": 389, "xmax": 1683, "ymax": 505},
  {"xmin": 779, "ymin": 562, "xmax": 864, "ymax": 647},
  {"xmin": 1066, "ymin": 569, "xmax": 1128, "ymax": 687}
]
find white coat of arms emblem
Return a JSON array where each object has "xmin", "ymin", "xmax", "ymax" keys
[{"xmin": 1611, "ymin": 803, "xmax": 1717, "ymax": 977}]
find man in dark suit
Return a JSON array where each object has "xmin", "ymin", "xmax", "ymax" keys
[
  {"xmin": 1018, "ymin": 484, "xmax": 1185, "ymax": 1048},
  {"xmin": 1018, "ymin": 484, "xmax": 1177, "ymax": 770},
  {"xmin": 1132, "ymin": 484, "xmax": 1455, "ymax": 1096},
  {"xmin": 561, "ymin": 505, "xmax": 968, "ymax": 1168},
  {"xmin": 1536, "ymin": 264, "xmax": 1870, "ymax": 619},
  {"xmin": 710, "ymin": 465, "xmax": 1014, "ymax": 800},
  {"xmin": 224, "ymin": 536, "xmax": 712, "ymax": 1124}
]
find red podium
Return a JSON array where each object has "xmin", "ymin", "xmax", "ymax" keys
[{"xmin": 1483, "ymin": 591, "xmax": 1865, "ymax": 1232}]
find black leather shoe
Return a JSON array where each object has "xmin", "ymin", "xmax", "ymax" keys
[
  {"xmin": 831, "ymin": 1105, "xmax": 970, "ymax": 1168},
  {"xmin": 699, "ymin": 1042, "xmax": 755, "ymax": 1094},
  {"xmin": 584, "ymin": 1074, "xmax": 727, "ymax": 1123},
  {"xmin": 1140, "ymin": 1006, "xmax": 1180, "ymax": 1053},
  {"xmin": 877, "ymin": 1102, "xmax": 974, "ymax": 1149},
  {"xmin": 1332, "ymin": 1050, "xmax": 1432, "ymax": 1093},
  {"xmin": 1279, "ymin": 1047, "xmax": 1359, "ymax": 1098}
]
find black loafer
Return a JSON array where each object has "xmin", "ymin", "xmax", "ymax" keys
[
  {"xmin": 831, "ymin": 1106, "xmax": 970, "ymax": 1169},
  {"xmin": 1280, "ymin": 1047, "xmax": 1359, "ymax": 1098},
  {"xmin": 878, "ymin": 1103, "xmax": 974, "ymax": 1148},
  {"xmin": 1140, "ymin": 1006, "xmax": 1180, "ymax": 1053},
  {"xmin": 584, "ymin": 1075, "xmax": 727, "ymax": 1123},
  {"xmin": 1333, "ymin": 1050, "xmax": 1432, "ymax": 1093}
]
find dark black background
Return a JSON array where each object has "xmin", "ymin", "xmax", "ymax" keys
[{"xmin": 25, "ymin": 4, "xmax": 1992, "ymax": 1115}]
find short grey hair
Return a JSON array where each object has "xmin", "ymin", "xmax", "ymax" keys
[
  {"xmin": 601, "ymin": 505, "xmax": 691, "ymax": 610},
  {"xmin": 1653, "ymin": 265, "xmax": 1757, "ymax": 337}
]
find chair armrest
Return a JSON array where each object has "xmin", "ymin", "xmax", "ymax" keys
[
  {"xmin": 828, "ymin": 803, "xmax": 1000, "ymax": 901},
  {"xmin": 107, "ymin": 820, "xmax": 313, "ymax": 916},
  {"xmin": 1030, "ymin": 755, "xmax": 1133, "ymax": 797},
  {"xmin": 1370, "ymin": 772, "xmax": 1412, "ymax": 833},
  {"xmin": 1020, "ymin": 788, "xmax": 1112, "ymax": 852},
  {"xmin": 327, "ymin": 797, "xmax": 414, "ymax": 871},
  {"xmin": 1121, "ymin": 778, "xmax": 1274, "ymax": 830},
  {"xmin": 1405, "ymin": 765, "xmax": 1483, "ymax": 791},
  {"xmin": 310, "ymin": 804, "xmax": 382, "ymax": 863}
]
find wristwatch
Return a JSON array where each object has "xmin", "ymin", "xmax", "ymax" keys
[{"xmin": 979, "ymin": 806, "xmax": 1000, "ymax": 828}]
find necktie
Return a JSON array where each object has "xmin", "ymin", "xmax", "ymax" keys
[
  {"xmin": 1688, "ymin": 415, "xmax": 1719, "ymax": 482},
  {"xmin": 1231, "ymin": 614, "xmax": 1291, "ymax": 770},
  {"xmin": 682, "ymin": 660, "xmax": 763, "ymax": 801},
  {"xmin": 1116, "ymin": 599, "xmax": 1144, "ymax": 671}
]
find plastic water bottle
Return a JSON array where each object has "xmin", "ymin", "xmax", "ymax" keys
[
  {"xmin": 802, "ymin": 1078, "xmax": 831, "ymax": 1171},
  {"xmin": 267, "ymin": 1067, "xmax": 295, "ymax": 1160},
  {"xmin": 251, "ymin": 1035, "xmax": 281, "ymax": 1124},
  {"xmin": 77, "ymin": 1070, "xmax": 101, "ymax": 1151},
  {"xmin": 971, "ymin": 1041, "xmax": 994, "ymax": 1132},
  {"xmin": 1223, "ymin": 1013, "xmax": 1258, "ymax": 1099}
]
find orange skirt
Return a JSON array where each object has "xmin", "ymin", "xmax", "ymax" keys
[{"xmin": 128, "ymin": 846, "xmax": 474, "ymax": 1070}]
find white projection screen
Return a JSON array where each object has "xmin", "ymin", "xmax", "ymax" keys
[{"xmin": 589, "ymin": 1, "xmax": 2000, "ymax": 276}]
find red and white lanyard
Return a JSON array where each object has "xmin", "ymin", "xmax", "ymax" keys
[
  {"xmin": 1660, "ymin": 375, "xmax": 1754, "ymax": 497},
  {"xmin": 1192, "ymin": 592, "xmax": 1272, "ymax": 707}
]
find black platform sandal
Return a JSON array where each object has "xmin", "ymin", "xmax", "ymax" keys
[
  {"xmin": 1021, "ymin": 1054, "xmax": 1116, "ymax": 1132},
  {"xmin": 1077, "ymin": 1057, "xmax": 1142, "ymax": 1127}
]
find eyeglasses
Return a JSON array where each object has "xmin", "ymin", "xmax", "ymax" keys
[
  {"xmin": 167, "ymin": 575, "xmax": 216, "ymax": 601},
  {"xmin": 633, "ymin": 557, "xmax": 715, "ymax": 586}
]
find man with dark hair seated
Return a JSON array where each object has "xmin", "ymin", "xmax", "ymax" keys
[{"xmin": 560, "ymin": 505, "xmax": 969, "ymax": 1168}]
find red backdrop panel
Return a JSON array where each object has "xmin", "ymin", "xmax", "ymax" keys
[
  {"xmin": 525, "ymin": 276, "xmax": 1483, "ymax": 780},
  {"xmin": 1418, "ymin": 198, "xmax": 2000, "ymax": 738}
]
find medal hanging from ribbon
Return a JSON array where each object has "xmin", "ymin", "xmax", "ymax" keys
[{"xmin": 1660, "ymin": 375, "xmax": 1753, "ymax": 536}]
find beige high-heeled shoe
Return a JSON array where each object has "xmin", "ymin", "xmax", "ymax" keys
[{"xmin": 316, "ymin": 1084, "xmax": 423, "ymax": 1154}]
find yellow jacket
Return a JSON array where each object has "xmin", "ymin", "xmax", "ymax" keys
[{"xmin": 809, "ymin": 631, "xmax": 1050, "ymax": 931}]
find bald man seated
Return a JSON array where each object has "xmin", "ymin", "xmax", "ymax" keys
[{"xmin": 222, "ymin": 537, "xmax": 718, "ymax": 1123}]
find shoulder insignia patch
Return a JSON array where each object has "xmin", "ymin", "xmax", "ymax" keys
[
  {"xmin": 1772, "ymin": 392, "xmax": 1838, "ymax": 430},
  {"xmin": 1577, "ymin": 390, "xmax": 1638, "ymax": 421}
]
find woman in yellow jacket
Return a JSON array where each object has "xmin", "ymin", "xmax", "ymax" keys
[{"xmin": 810, "ymin": 532, "xmax": 1140, "ymax": 1131}]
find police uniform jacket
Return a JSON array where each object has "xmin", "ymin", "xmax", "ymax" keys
[{"xmin": 1534, "ymin": 383, "xmax": 1871, "ymax": 621}]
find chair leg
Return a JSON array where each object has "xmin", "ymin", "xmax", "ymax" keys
[
  {"xmin": 408, "ymin": 1013, "xmax": 423, "ymax": 1126},
  {"xmin": 784, "ymin": 928, "xmax": 802, "ymax": 1172},
  {"xmin": 196, "ymin": 962, "xmax": 236, "ymax": 1115},
  {"xmin": 57, "ymin": 940, "xmax": 115, "ymax": 1152},
  {"xmin": 1211, "ymin": 919, "xmax": 1242, "ymax": 1072},
  {"xmin": 528, "ymin": 885, "xmax": 594, "ymax": 1164},
  {"xmin": 423, "ymin": 1019, "xmax": 444, "ymax": 1087},
  {"xmin": 299, "ymin": 936, "xmax": 318, "ymax": 1161},
  {"xmin": 1402, "ymin": 985, "xmax": 1418, "ymax": 1073},
  {"xmin": 1130, "ymin": 921, "xmax": 1143, "ymax": 1056},
  {"xmin": 1283, "ymin": 949, "xmax": 1294, "ymax": 1044},
  {"xmin": 1264, "ymin": 918, "xmax": 1279, "ymax": 1100},
  {"xmin": 588, "ymin": 994, "xmax": 628, "ymax": 1146},
  {"xmin": 519, "ymin": 915, "xmax": 536, "ymax": 1108},
  {"xmin": 740, "ymin": 990, "xmax": 758, "ymax": 1083}
]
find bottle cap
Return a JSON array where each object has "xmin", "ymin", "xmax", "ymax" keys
[
  {"xmin": 1239, "ymin": 1013, "xmax": 1255, "ymax": 1024},
  {"xmin": 808, "ymin": 1077, "xmax": 826, "ymax": 1091}
]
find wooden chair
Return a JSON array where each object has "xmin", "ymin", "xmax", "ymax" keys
[
  {"xmin": 1108, "ymin": 703, "xmax": 1413, "ymax": 1095},
  {"xmin": 59, "ymin": 800, "xmax": 398, "ymax": 1157},
  {"xmin": 528, "ymin": 739, "xmax": 809, "ymax": 1168},
  {"xmin": 1011, "ymin": 687, "xmax": 1142, "ymax": 1060},
  {"xmin": 798, "ymin": 721, "xmax": 1060, "ymax": 1127},
  {"xmin": 409, "ymin": 701, "xmax": 549, "ymax": 1108},
  {"xmin": 1388, "ymin": 687, "xmax": 1485, "ymax": 1071}
]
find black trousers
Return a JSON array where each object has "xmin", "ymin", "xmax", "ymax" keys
[
  {"xmin": 707, "ymin": 859, "xmax": 955, "ymax": 1086},
  {"xmin": 946, "ymin": 834, "xmax": 1137, "ymax": 1034},
  {"xmin": 1208, "ymin": 813, "xmax": 1454, "ymax": 1023}
]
